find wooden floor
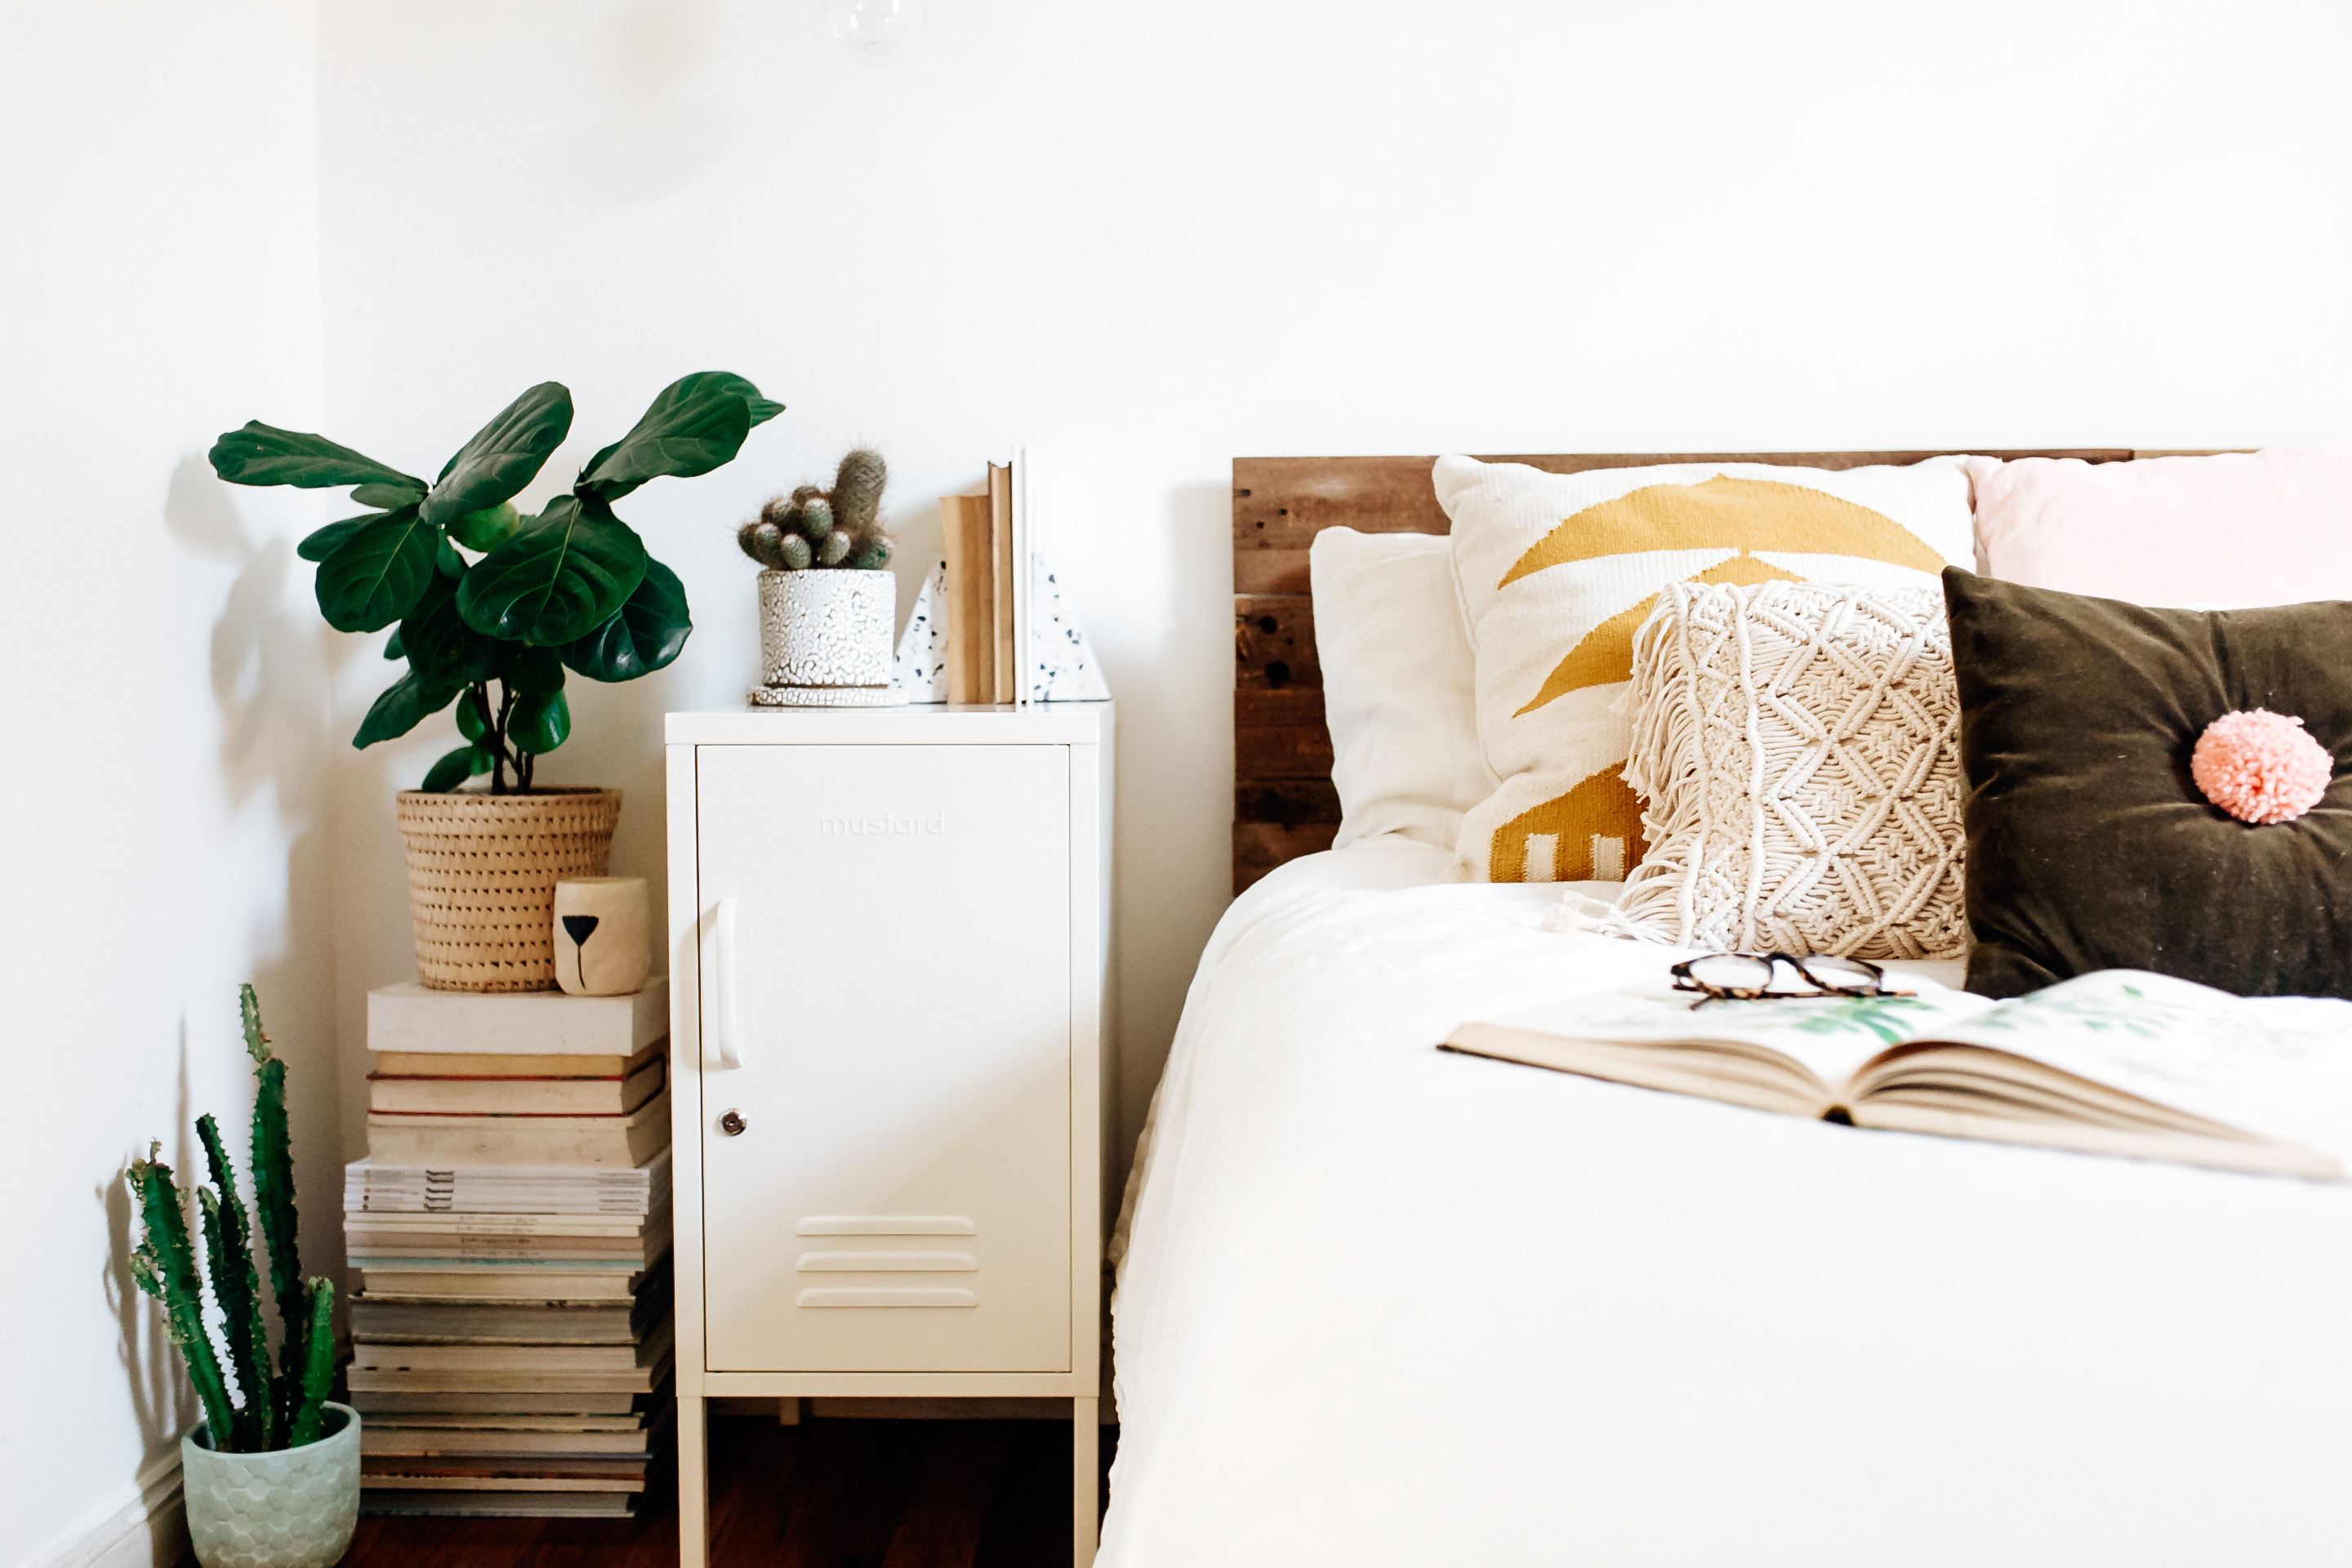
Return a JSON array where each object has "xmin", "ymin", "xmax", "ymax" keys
[{"xmin": 214, "ymin": 1417, "xmax": 1114, "ymax": 1568}]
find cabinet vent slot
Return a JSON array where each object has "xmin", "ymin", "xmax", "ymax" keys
[
  {"xmin": 796, "ymin": 1250, "xmax": 977, "ymax": 1272},
  {"xmin": 795, "ymin": 1215, "xmax": 978, "ymax": 1236},
  {"xmin": 796, "ymin": 1287, "xmax": 978, "ymax": 1309}
]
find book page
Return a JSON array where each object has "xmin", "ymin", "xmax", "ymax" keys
[
  {"xmin": 1456, "ymin": 977, "xmax": 1999, "ymax": 1097},
  {"xmin": 1920, "ymin": 969, "xmax": 2352, "ymax": 1166}
]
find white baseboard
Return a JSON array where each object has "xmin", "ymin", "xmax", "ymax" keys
[{"xmin": 23, "ymin": 1454, "xmax": 187, "ymax": 1568}]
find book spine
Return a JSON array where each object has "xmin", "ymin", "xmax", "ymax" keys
[
  {"xmin": 988, "ymin": 461, "xmax": 1013, "ymax": 702},
  {"xmin": 363, "ymin": 1117, "xmax": 667, "ymax": 1169},
  {"xmin": 345, "ymin": 1367, "xmax": 664, "ymax": 1393}
]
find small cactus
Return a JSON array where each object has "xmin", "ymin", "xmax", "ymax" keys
[
  {"xmin": 831, "ymin": 448, "xmax": 887, "ymax": 537},
  {"xmin": 124, "ymin": 986, "xmax": 337, "ymax": 1453},
  {"xmin": 737, "ymin": 447, "xmax": 895, "ymax": 572}
]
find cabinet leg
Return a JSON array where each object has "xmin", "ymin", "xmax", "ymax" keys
[
  {"xmin": 1073, "ymin": 1395, "xmax": 1099, "ymax": 1566},
  {"xmin": 679, "ymin": 1392, "xmax": 710, "ymax": 1568}
]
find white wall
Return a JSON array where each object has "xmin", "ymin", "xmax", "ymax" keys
[
  {"xmin": 312, "ymin": 0, "xmax": 2352, "ymax": 1163},
  {"xmin": 0, "ymin": 5, "xmax": 333, "ymax": 1565}
]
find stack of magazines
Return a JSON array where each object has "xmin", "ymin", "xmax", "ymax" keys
[{"xmin": 345, "ymin": 983, "xmax": 675, "ymax": 1517}]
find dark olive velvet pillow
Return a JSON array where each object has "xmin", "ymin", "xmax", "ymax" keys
[{"xmin": 1944, "ymin": 566, "xmax": 2352, "ymax": 999}]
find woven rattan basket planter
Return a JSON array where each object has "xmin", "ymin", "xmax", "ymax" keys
[{"xmin": 394, "ymin": 787, "xmax": 623, "ymax": 992}]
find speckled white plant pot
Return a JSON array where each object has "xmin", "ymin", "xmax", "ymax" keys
[
  {"xmin": 181, "ymin": 1404, "xmax": 359, "ymax": 1568},
  {"xmin": 757, "ymin": 568, "xmax": 895, "ymax": 689}
]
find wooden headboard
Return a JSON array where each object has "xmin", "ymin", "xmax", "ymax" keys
[{"xmin": 1231, "ymin": 449, "xmax": 2149, "ymax": 894}]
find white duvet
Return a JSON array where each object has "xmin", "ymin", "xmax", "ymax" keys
[{"xmin": 1102, "ymin": 841, "xmax": 2352, "ymax": 1566}]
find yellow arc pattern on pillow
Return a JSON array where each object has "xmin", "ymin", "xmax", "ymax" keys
[
  {"xmin": 1514, "ymin": 554, "xmax": 1799, "ymax": 718},
  {"xmin": 1490, "ymin": 476, "xmax": 1942, "ymax": 883}
]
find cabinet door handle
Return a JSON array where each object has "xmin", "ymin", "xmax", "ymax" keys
[{"xmin": 703, "ymin": 898, "xmax": 743, "ymax": 1070}]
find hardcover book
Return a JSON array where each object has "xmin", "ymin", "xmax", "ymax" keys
[
  {"xmin": 366, "ymin": 980, "xmax": 667, "ymax": 1057},
  {"xmin": 366, "ymin": 1059, "xmax": 664, "ymax": 1117},
  {"xmin": 363, "ymin": 1094, "xmax": 670, "ymax": 1168}
]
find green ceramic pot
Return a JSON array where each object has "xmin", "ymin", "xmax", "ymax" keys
[{"xmin": 180, "ymin": 1403, "xmax": 360, "ymax": 1568}]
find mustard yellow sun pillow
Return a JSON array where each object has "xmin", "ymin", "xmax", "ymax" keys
[{"xmin": 1435, "ymin": 454, "xmax": 1976, "ymax": 884}]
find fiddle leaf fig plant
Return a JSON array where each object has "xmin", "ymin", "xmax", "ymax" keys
[{"xmin": 212, "ymin": 373, "xmax": 780, "ymax": 791}]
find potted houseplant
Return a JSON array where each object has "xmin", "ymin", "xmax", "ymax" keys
[
  {"xmin": 127, "ymin": 987, "xmax": 355, "ymax": 1568},
  {"xmin": 738, "ymin": 447, "xmax": 899, "ymax": 706},
  {"xmin": 210, "ymin": 372, "xmax": 780, "ymax": 990}
]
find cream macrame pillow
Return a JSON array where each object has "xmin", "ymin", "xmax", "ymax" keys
[{"xmin": 1597, "ymin": 579, "xmax": 1966, "ymax": 959}]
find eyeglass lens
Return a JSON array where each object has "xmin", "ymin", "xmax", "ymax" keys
[
  {"xmin": 1682, "ymin": 955, "xmax": 1779, "ymax": 991},
  {"xmin": 1797, "ymin": 956, "xmax": 1881, "ymax": 992}
]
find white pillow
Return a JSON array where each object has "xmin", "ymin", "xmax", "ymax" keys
[
  {"xmin": 1437, "ymin": 454, "xmax": 1976, "ymax": 884},
  {"xmin": 1310, "ymin": 528, "xmax": 1494, "ymax": 852}
]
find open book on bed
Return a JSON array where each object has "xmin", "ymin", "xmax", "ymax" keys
[{"xmin": 1442, "ymin": 969, "xmax": 2352, "ymax": 1178}]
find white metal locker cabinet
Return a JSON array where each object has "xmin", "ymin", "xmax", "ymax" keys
[{"xmin": 695, "ymin": 742, "xmax": 1071, "ymax": 1372}]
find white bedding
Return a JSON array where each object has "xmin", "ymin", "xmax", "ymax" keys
[{"xmin": 1103, "ymin": 841, "xmax": 2352, "ymax": 1566}]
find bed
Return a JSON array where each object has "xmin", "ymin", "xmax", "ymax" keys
[{"xmin": 1100, "ymin": 452, "xmax": 2352, "ymax": 1566}]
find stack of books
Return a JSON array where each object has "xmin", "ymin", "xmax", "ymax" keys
[
  {"xmin": 346, "ymin": 981, "xmax": 675, "ymax": 1518},
  {"xmin": 937, "ymin": 457, "xmax": 1033, "ymax": 702}
]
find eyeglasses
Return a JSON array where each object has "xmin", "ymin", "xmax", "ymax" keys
[{"xmin": 1668, "ymin": 952, "xmax": 1914, "ymax": 1009}]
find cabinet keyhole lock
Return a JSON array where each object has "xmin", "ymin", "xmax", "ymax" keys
[{"xmin": 719, "ymin": 1109, "xmax": 746, "ymax": 1136}]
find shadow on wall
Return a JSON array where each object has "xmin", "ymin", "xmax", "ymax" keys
[
  {"xmin": 555, "ymin": 1, "xmax": 742, "ymax": 204},
  {"xmin": 163, "ymin": 457, "xmax": 336, "ymax": 807},
  {"xmin": 105, "ymin": 1027, "xmax": 199, "ymax": 1459},
  {"xmin": 159, "ymin": 456, "xmax": 348, "ymax": 1307}
]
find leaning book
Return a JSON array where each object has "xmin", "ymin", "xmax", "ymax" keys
[{"xmin": 1442, "ymin": 969, "xmax": 2352, "ymax": 1178}]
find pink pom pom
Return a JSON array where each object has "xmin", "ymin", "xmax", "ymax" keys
[{"xmin": 2190, "ymin": 709, "xmax": 2332, "ymax": 824}]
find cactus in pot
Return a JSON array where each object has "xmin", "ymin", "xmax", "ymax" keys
[
  {"xmin": 129, "ymin": 986, "xmax": 337, "ymax": 1449},
  {"xmin": 741, "ymin": 448, "xmax": 902, "ymax": 702},
  {"xmin": 127, "ymin": 987, "xmax": 358, "ymax": 1567},
  {"xmin": 736, "ymin": 448, "xmax": 896, "ymax": 572}
]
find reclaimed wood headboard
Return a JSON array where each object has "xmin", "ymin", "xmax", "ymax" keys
[{"xmin": 1231, "ymin": 449, "xmax": 2149, "ymax": 895}]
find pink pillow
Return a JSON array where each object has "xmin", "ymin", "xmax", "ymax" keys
[{"xmin": 1967, "ymin": 448, "xmax": 2352, "ymax": 608}]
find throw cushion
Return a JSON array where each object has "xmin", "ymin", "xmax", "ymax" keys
[
  {"xmin": 1966, "ymin": 448, "xmax": 2352, "ymax": 608},
  {"xmin": 1310, "ymin": 528, "xmax": 1495, "ymax": 851},
  {"xmin": 1604, "ymin": 580, "xmax": 1967, "ymax": 958},
  {"xmin": 1944, "ymin": 566, "xmax": 2352, "ymax": 999},
  {"xmin": 1435, "ymin": 454, "xmax": 1976, "ymax": 883}
]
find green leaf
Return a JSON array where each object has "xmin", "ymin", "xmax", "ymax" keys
[
  {"xmin": 435, "ymin": 533, "xmax": 466, "ymax": 580},
  {"xmin": 449, "ymin": 501, "xmax": 519, "ymax": 552},
  {"xmin": 384, "ymin": 627, "xmax": 405, "ymax": 661},
  {"xmin": 574, "ymin": 372, "xmax": 773, "ymax": 501},
  {"xmin": 296, "ymin": 513, "xmax": 373, "ymax": 564},
  {"xmin": 209, "ymin": 421, "xmax": 423, "ymax": 492},
  {"xmin": 399, "ymin": 572, "xmax": 497, "ymax": 691},
  {"xmin": 420, "ymin": 382, "xmax": 573, "ymax": 528},
  {"xmin": 352, "ymin": 665, "xmax": 460, "ymax": 748},
  {"xmin": 353, "ymin": 482, "xmax": 425, "ymax": 509},
  {"xmin": 454, "ymin": 689, "xmax": 488, "ymax": 741},
  {"xmin": 562, "ymin": 559, "xmax": 692, "ymax": 682},
  {"xmin": 315, "ymin": 506, "xmax": 439, "ymax": 633},
  {"xmin": 420, "ymin": 746, "xmax": 484, "ymax": 793},
  {"xmin": 748, "ymin": 397, "xmax": 784, "ymax": 427},
  {"xmin": 457, "ymin": 494, "xmax": 648, "ymax": 646},
  {"xmin": 496, "ymin": 642, "xmax": 565, "ymax": 695},
  {"xmin": 510, "ymin": 686, "xmax": 571, "ymax": 755}
]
